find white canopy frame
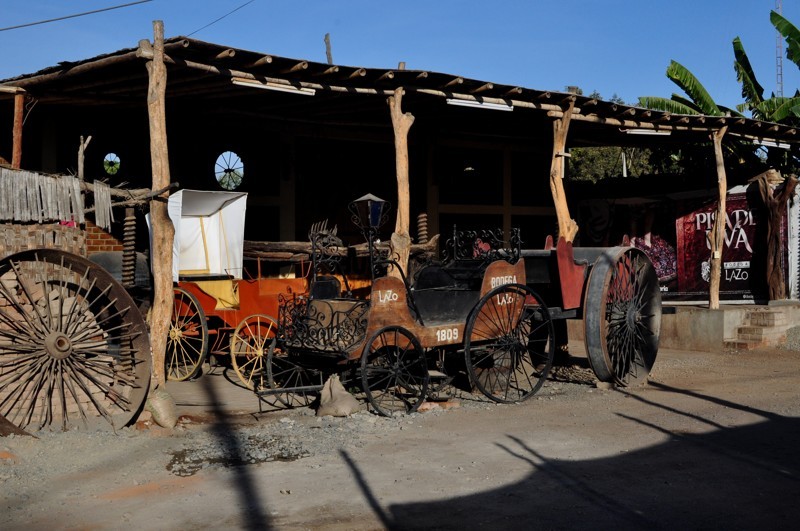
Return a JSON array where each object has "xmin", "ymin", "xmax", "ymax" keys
[{"xmin": 166, "ymin": 189, "xmax": 248, "ymax": 282}]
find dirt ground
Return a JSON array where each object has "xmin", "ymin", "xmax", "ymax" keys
[{"xmin": 2, "ymin": 340, "xmax": 800, "ymax": 530}]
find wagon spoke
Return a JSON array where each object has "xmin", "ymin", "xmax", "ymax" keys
[
  {"xmin": 167, "ymin": 287, "xmax": 208, "ymax": 382},
  {"xmin": 0, "ymin": 250, "xmax": 150, "ymax": 431},
  {"xmin": 362, "ymin": 326, "xmax": 429, "ymax": 416},
  {"xmin": 465, "ymin": 284, "xmax": 553, "ymax": 403}
]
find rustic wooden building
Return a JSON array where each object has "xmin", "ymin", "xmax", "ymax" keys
[{"xmin": 2, "ymin": 35, "xmax": 799, "ymax": 256}]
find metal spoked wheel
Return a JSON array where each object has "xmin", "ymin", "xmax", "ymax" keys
[
  {"xmin": 464, "ymin": 283, "xmax": 555, "ymax": 403},
  {"xmin": 0, "ymin": 249, "xmax": 150, "ymax": 431},
  {"xmin": 167, "ymin": 287, "xmax": 208, "ymax": 381},
  {"xmin": 361, "ymin": 325, "xmax": 430, "ymax": 417},
  {"xmin": 267, "ymin": 348, "xmax": 317, "ymax": 408},
  {"xmin": 230, "ymin": 314, "xmax": 278, "ymax": 390},
  {"xmin": 584, "ymin": 247, "xmax": 662, "ymax": 386}
]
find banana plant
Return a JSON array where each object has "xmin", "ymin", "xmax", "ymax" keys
[
  {"xmin": 734, "ymin": 32, "xmax": 800, "ymax": 123},
  {"xmin": 771, "ymin": 10, "xmax": 800, "ymax": 68},
  {"xmin": 639, "ymin": 61, "xmax": 742, "ymax": 117}
]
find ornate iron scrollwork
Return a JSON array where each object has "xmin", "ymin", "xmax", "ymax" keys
[
  {"xmin": 441, "ymin": 226, "xmax": 521, "ymax": 264},
  {"xmin": 309, "ymin": 220, "xmax": 344, "ymax": 278},
  {"xmin": 279, "ymin": 294, "xmax": 369, "ymax": 356}
]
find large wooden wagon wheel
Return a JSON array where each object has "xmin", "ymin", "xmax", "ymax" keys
[
  {"xmin": 464, "ymin": 283, "xmax": 555, "ymax": 403},
  {"xmin": 361, "ymin": 325, "xmax": 430, "ymax": 416},
  {"xmin": 167, "ymin": 287, "xmax": 208, "ymax": 381},
  {"xmin": 0, "ymin": 249, "xmax": 150, "ymax": 431},
  {"xmin": 583, "ymin": 247, "xmax": 662, "ymax": 386},
  {"xmin": 230, "ymin": 314, "xmax": 278, "ymax": 390}
]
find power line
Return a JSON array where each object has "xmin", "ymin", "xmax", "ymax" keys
[
  {"xmin": 187, "ymin": 0, "xmax": 258, "ymax": 37},
  {"xmin": 0, "ymin": 1, "xmax": 152, "ymax": 32}
]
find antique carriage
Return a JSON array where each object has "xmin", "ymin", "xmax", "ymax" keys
[
  {"xmin": 165, "ymin": 189, "xmax": 306, "ymax": 387},
  {"xmin": 259, "ymin": 194, "xmax": 662, "ymax": 416}
]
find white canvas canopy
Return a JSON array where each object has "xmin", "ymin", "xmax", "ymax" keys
[{"xmin": 167, "ymin": 189, "xmax": 248, "ymax": 282}]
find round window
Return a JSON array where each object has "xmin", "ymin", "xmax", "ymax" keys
[
  {"xmin": 103, "ymin": 153, "xmax": 120, "ymax": 176},
  {"xmin": 215, "ymin": 151, "xmax": 244, "ymax": 190}
]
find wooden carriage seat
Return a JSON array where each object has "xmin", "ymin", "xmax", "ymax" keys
[
  {"xmin": 310, "ymin": 275, "xmax": 341, "ymax": 300},
  {"xmin": 411, "ymin": 262, "xmax": 483, "ymax": 325},
  {"xmin": 179, "ymin": 273, "xmax": 239, "ymax": 310}
]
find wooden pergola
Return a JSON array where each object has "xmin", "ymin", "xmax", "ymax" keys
[{"xmin": 3, "ymin": 23, "xmax": 800, "ymax": 385}]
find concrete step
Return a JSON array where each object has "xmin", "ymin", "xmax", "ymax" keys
[
  {"xmin": 747, "ymin": 310, "xmax": 788, "ymax": 328},
  {"xmin": 736, "ymin": 325, "xmax": 787, "ymax": 342},
  {"xmin": 724, "ymin": 339, "xmax": 763, "ymax": 351}
]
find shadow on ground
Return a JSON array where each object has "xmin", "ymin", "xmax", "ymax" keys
[{"xmin": 343, "ymin": 381, "xmax": 800, "ymax": 530}]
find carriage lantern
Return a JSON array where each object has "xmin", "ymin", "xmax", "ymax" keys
[{"xmin": 349, "ymin": 193, "xmax": 390, "ymax": 278}]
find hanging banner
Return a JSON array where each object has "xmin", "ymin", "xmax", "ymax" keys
[{"xmin": 667, "ymin": 187, "xmax": 787, "ymax": 303}]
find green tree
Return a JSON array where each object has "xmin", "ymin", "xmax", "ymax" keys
[{"xmin": 568, "ymin": 91, "xmax": 655, "ymax": 182}]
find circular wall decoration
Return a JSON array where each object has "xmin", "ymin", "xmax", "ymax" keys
[
  {"xmin": 215, "ymin": 151, "xmax": 244, "ymax": 190},
  {"xmin": 103, "ymin": 153, "xmax": 120, "ymax": 176}
]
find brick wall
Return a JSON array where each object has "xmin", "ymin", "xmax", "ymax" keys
[
  {"xmin": 85, "ymin": 221, "xmax": 124, "ymax": 254},
  {"xmin": 0, "ymin": 223, "xmax": 87, "ymax": 259}
]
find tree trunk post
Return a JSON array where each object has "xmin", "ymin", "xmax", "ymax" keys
[
  {"xmin": 756, "ymin": 169, "xmax": 798, "ymax": 300},
  {"xmin": 77, "ymin": 135, "xmax": 92, "ymax": 183},
  {"xmin": 11, "ymin": 92, "xmax": 24, "ymax": 168},
  {"xmin": 388, "ymin": 87, "xmax": 414, "ymax": 278},
  {"xmin": 708, "ymin": 126, "xmax": 728, "ymax": 310},
  {"xmin": 145, "ymin": 20, "xmax": 174, "ymax": 389},
  {"xmin": 549, "ymin": 98, "xmax": 579, "ymax": 242}
]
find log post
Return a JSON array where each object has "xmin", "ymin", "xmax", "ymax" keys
[
  {"xmin": 388, "ymin": 87, "xmax": 414, "ymax": 278},
  {"xmin": 708, "ymin": 126, "xmax": 728, "ymax": 310},
  {"xmin": 77, "ymin": 135, "xmax": 92, "ymax": 183},
  {"xmin": 11, "ymin": 92, "xmax": 24, "ymax": 168},
  {"xmin": 549, "ymin": 98, "xmax": 578, "ymax": 242},
  {"xmin": 756, "ymin": 169, "xmax": 798, "ymax": 300},
  {"xmin": 145, "ymin": 20, "xmax": 174, "ymax": 389}
]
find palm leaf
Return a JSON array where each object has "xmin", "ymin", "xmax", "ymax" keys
[
  {"xmin": 756, "ymin": 96, "xmax": 800, "ymax": 122},
  {"xmin": 638, "ymin": 96, "xmax": 700, "ymax": 115},
  {"xmin": 666, "ymin": 60, "xmax": 722, "ymax": 116},
  {"xmin": 670, "ymin": 94, "xmax": 703, "ymax": 113},
  {"xmin": 771, "ymin": 10, "xmax": 800, "ymax": 67},
  {"xmin": 732, "ymin": 37, "xmax": 765, "ymax": 109},
  {"xmin": 718, "ymin": 105, "xmax": 745, "ymax": 118}
]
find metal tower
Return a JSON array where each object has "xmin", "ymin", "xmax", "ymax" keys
[{"xmin": 777, "ymin": 0, "xmax": 785, "ymax": 97}]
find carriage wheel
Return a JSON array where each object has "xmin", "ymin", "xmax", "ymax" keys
[
  {"xmin": 583, "ymin": 247, "xmax": 662, "ymax": 386},
  {"xmin": 167, "ymin": 287, "xmax": 208, "ymax": 381},
  {"xmin": 0, "ymin": 249, "xmax": 150, "ymax": 431},
  {"xmin": 361, "ymin": 326, "xmax": 429, "ymax": 417},
  {"xmin": 230, "ymin": 314, "xmax": 277, "ymax": 390},
  {"xmin": 464, "ymin": 284, "xmax": 554, "ymax": 403},
  {"xmin": 267, "ymin": 348, "xmax": 317, "ymax": 408}
]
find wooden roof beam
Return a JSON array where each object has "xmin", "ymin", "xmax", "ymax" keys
[
  {"xmin": 247, "ymin": 55, "xmax": 273, "ymax": 68},
  {"xmin": 442, "ymin": 77, "xmax": 464, "ymax": 88},
  {"xmin": 214, "ymin": 49, "xmax": 236, "ymax": 60},
  {"xmin": 279, "ymin": 61, "xmax": 308, "ymax": 74},
  {"xmin": 346, "ymin": 68, "xmax": 367, "ymax": 79},
  {"xmin": 314, "ymin": 65, "xmax": 340, "ymax": 76},
  {"xmin": 615, "ymin": 107, "xmax": 636, "ymax": 119},
  {"xmin": 377, "ymin": 71, "xmax": 395, "ymax": 81},
  {"xmin": 654, "ymin": 113, "xmax": 672, "ymax": 123},
  {"xmin": 470, "ymin": 82, "xmax": 493, "ymax": 94},
  {"xmin": 503, "ymin": 87, "xmax": 523, "ymax": 97}
]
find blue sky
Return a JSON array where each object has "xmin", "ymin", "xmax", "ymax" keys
[{"xmin": 2, "ymin": 1, "xmax": 800, "ymax": 112}]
